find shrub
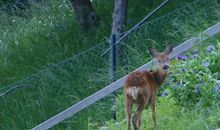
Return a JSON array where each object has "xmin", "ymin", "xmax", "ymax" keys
[{"xmin": 167, "ymin": 42, "xmax": 220, "ymax": 108}]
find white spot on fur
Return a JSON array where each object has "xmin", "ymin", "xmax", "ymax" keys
[{"xmin": 127, "ymin": 87, "xmax": 140, "ymax": 100}]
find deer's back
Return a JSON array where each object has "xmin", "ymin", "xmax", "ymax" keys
[{"xmin": 125, "ymin": 71, "xmax": 151, "ymax": 88}]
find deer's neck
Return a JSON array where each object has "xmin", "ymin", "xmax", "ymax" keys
[{"xmin": 153, "ymin": 69, "xmax": 167, "ymax": 87}]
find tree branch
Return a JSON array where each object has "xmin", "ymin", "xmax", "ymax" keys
[{"xmin": 0, "ymin": 84, "xmax": 30, "ymax": 97}]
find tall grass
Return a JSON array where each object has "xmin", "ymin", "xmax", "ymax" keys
[
  {"xmin": 0, "ymin": 0, "xmax": 220, "ymax": 130},
  {"xmin": 0, "ymin": 0, "xmax": 114, "ymax": 87}
]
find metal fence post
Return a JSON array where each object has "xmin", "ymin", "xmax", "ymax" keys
[
  {"xmin": 111, "ymin": 34, "xmax": 117, "ymax": 80},
  {"xmin": 109, "ymin": 34, "xmax": 117, "ymax": 120},
  {"xmin": 109, "ymin": 34, "xmax": 117, "ymax": 82}
]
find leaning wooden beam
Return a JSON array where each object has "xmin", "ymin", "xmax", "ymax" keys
[{"xmin": 32, "ymin": 22, "xmax": 220, "ymax": 130}]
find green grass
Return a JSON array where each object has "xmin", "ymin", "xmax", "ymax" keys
[
  {"xmin": 0, "ymin": 0, "xmax": 220, "ymax": 130},
  {"xmin": 95, "ymin": 97, "xmax": 220, "ymax": 130}
]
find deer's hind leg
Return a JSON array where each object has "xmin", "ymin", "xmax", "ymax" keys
[
  {"xmin": 132, "ymin": 95, "xmax": 148, "ymax": 130},
  {"xmin": 125, "ymin": 95, "xmax": 133, "ymax": 130}
]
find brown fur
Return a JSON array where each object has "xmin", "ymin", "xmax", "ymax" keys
[{"xmin": 124, "ymin": 45, "xmax": 172, "ymax": 130}]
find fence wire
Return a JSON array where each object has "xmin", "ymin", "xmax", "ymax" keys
[{"xmin": 0, "ymin": 0, "xmax": 202, "ymax": 93}]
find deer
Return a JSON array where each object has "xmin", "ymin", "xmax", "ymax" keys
[{"xmin": 124, "ymin": 44, "xmax": 173, "ymax": 130}]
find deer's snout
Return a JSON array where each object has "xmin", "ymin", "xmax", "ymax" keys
[{"xmin": 163, "ymin": 65, "xmax": 169, "ymax": 70}]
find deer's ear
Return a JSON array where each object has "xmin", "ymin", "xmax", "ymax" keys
[
  {"xmin": 164, "ymin": 44, "xmax": 173, "ymax": 55},
  {"xmin": 148, "ymin": 47, "xmax": 158, "ymax": 57}
]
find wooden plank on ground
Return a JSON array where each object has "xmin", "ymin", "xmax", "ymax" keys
[{"xmin": 32, "ymin": 22, "xmax": 220, "ymax": 130}]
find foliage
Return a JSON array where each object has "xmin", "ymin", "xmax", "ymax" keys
[{"xmin": 167, "ymin": 42, "xmax": 220, "ymax": 108}]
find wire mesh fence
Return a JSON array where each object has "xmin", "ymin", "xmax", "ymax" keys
[
  {"xmin": 0, "ymin": 0, "xmax": 220, "ymax": 129},
  {"xmin": 0, "ymin": 41, "xmax": 112, "ymax": 130}
]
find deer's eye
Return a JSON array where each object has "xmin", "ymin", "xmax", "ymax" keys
[{"xmin": 158, "ymin": 60, "xmax": 162, "ymax": 63}]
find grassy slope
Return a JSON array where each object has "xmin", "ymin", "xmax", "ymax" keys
[
  {"xmin": 0, "ymin": 0, "xmax": 220, "ymax": 130},
  {"xmin": 0, "ymin": 0, "xmax": 113, "ymax": 87}
]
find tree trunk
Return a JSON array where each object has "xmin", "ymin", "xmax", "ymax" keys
[
  {"xmin": 70, "ymin": 0, "xmax": 100, "ymax": 31},
  {"xmin": 111, "ymin": 0, "xmax": 128, "ymax": 64}
]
